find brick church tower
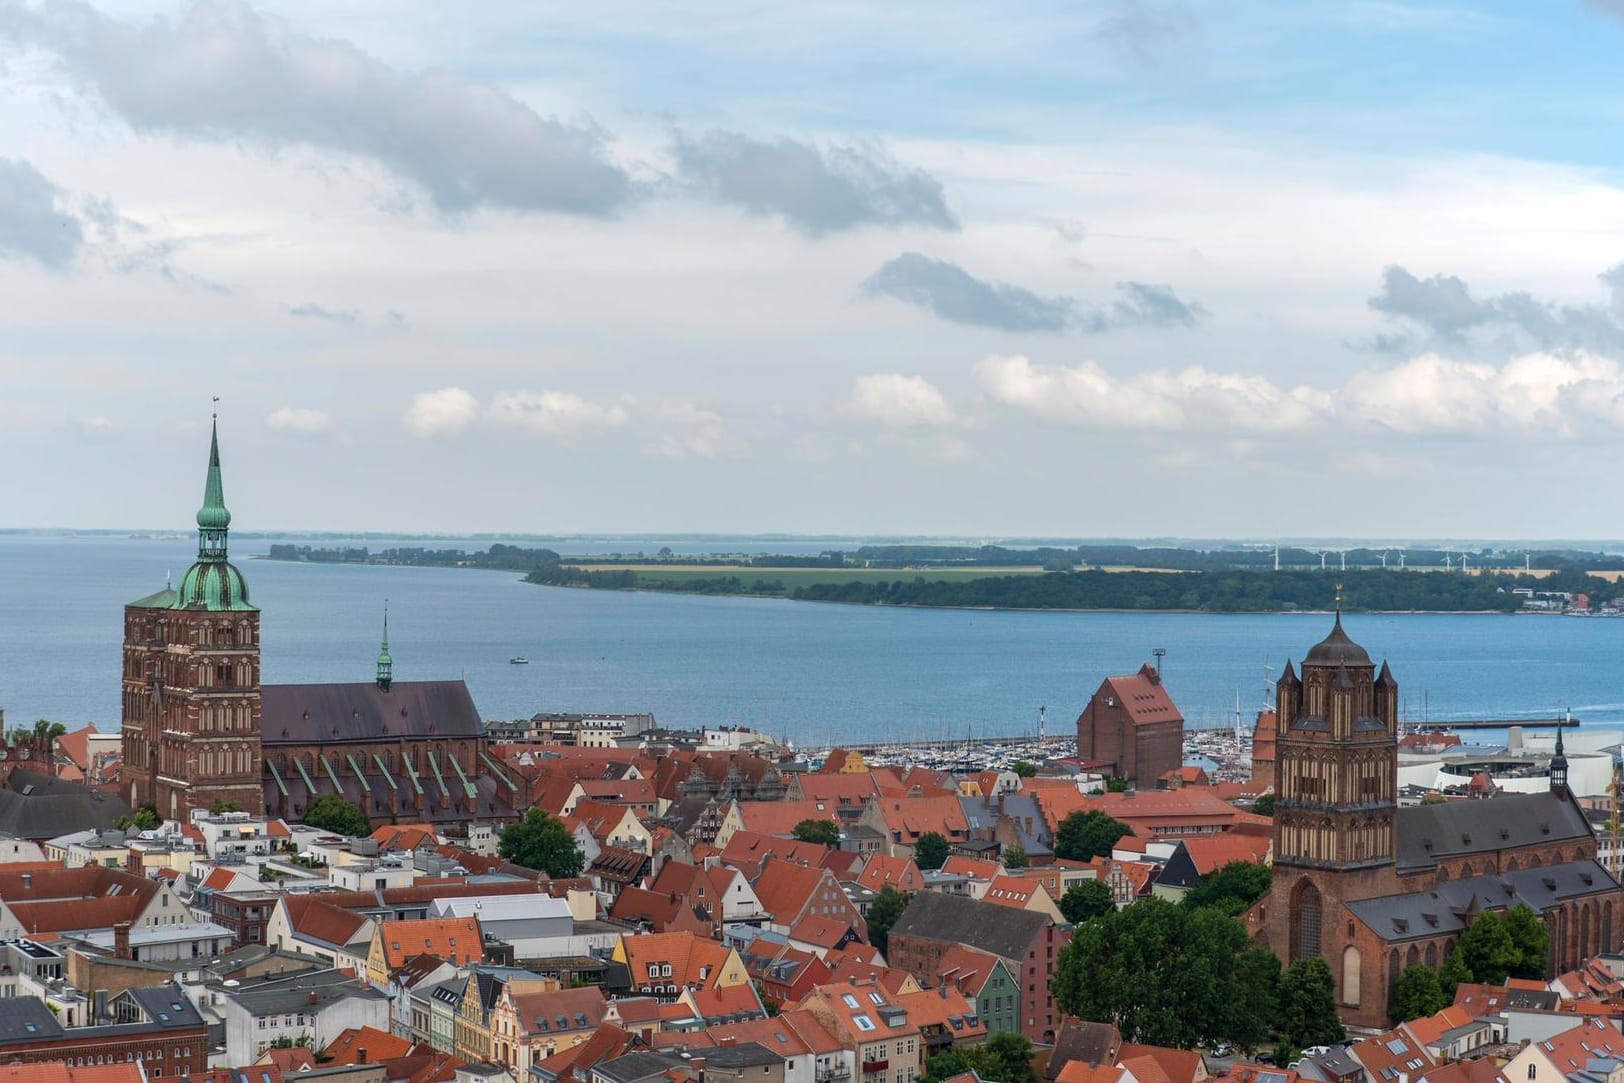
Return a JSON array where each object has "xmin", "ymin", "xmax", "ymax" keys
[
  {"xmin": 1260, "ymin": 605, "xmax": 1400, "ymax": 962},
  {"xmin": 121, "ymin": 420, "xmax": 264, "ymax": 820}
]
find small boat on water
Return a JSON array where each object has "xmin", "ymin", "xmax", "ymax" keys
[{"xmin": 509, "ymin": 656, "xmax": 529, "ymax": 665}]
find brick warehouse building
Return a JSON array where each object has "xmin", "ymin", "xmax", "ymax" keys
[
  {"xmin": 1075, "ymin": 662, "xmax": 1184, "ymax": 786},
  {"xmin": 121, "ymin": 421, "xmax": 519, "ymax": 827},
  {"xmin": 1244, "ymin": 610, "xmax": 1618, "ymax": 1029}
]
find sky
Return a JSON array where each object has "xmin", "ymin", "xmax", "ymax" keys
[{"xmin": 7, "ymin": 1, "xmax": 1624, "ymax": 539}]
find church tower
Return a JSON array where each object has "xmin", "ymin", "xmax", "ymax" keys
[
  {"xmin": 1260, "ymin": 604, "xmax": 1400, "ymax": 972},
  {"xmin": 121, "ymin": 419, "xmax": 264, "ymax": 820}
]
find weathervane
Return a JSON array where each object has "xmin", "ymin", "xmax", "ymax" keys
[
  {"xmin": 1335, "ymin": 582, "xmax": 1343, "ymax": 611},
  {"xmin": 212, "ymin": 395, "xmax": 220, "ymax": 420}
]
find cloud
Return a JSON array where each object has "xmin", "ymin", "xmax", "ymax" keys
[
  {"xmin": 404, "ymin": 387, "xmax": 478, "ymax": 436},
  {"xmin": 861, "ymin": 253, "xmax": 1208, "ymax": 334},
  {"xmin": 287, "ymin": 303, "xmax": 359, "ymax": 324},
  {"xmin": 0, "ymin": 0, "xmax": 631, "ymax": 216},
  {"xmin": 1080, "ymin": 281, "xmax": 1208, "ymax": 332},
  {"xmin": 0, "ymin": 157, "xmax": 83, "ymax": 268},
  {"xmin": 976, "ymin": 350, "xmax": 1624, "ymax": 438},
  {"xmin": 77, "ymin": 415, "xmax": 115, "ymax": 435},
  {"xmin": 489, "ymin": 390, "xmax": 628, "ymax": 439},
  {"xmin": 847, "ymin": 374, "xmax": 960, "ymax": 428},
  {"xmin": 1094, "ymin": 0, "xmax": 1198, "ymax": 64},
  {"xmin": 1588, "ymin": 1, "xmax": 1624, "ymax": 22},
  {"xmin": 672, "ymin": 130, "xmax": 955, "ymax": 235},
  {"xmin": 644, "ymin": 401, "xmax": 740, "ymax": 459},
  {"xmin": 861, "ymin": 253, "xmax": 1078, "ymax": 332},
  {"xmin": 1369, "ymin": 265, "xmax": 1624, "ymax": 354},
  {"xmin": 977, "ymin": 354, "xmax": 1329, "ymax": 433},
  {"xmin": 266, "ymin": 407, "xmax": 332, "ymax": 433},
  {"xmin": 1342, "ymin": 352, "xmax": 1624, "ymax": 435}
]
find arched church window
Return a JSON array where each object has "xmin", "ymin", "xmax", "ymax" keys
[
  {"xmin": 1290, "ymin": 879, "xmax": 1322, "ymax": 961},
  {"xmin": 1341, "ymin": 945, "xmax": 1361, "ymax": 1007}
]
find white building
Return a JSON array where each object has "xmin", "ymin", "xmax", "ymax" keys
[{"xmin": 220, "ymin": 969, "xmax": 390, "ymax": 1064}]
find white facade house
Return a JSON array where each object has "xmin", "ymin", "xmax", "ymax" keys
[{"xmin": 221, "ymin": 970, "xmax": 390, "ymax": 1064}]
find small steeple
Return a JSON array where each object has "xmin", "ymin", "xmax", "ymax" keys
[
  {"xmin": 376, "ymin": 604, "xmax": 393, "ymax": 692},
  {"xmin": 195, "ymin": 409, "xmax": 231, "ymax": 560},
  {"xmin": 1550, "ymin": 714, "xmax": 1569, "ymax": 795}
]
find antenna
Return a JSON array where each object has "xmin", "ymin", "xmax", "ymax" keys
[
  {"xmin": 1151, "ymin": 647, "xmax": 1166, "ymax": 675},
  {"xmin": 1037, "ymin": 706, "xmax": 1046, "ymax": 744}
]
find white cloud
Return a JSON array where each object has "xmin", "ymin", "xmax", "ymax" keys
[
  {"xmin": 644, "ymin": 401, "xmax": 740, "ymax": 458},
  {"xmin": 489, "ymin": 390, "xmax": 628, "ymax": 439},
  {"xmin": 976, "ymin": 355, "xmax": 1329, "ymax": 433},
  {"xmin": 77, "ymin": 415, "xmax": 115, "ymax": 434},
  {"xmin": 846, "ymin": 374, "xmax": 959, "ymax": 427},
  {"xmin": 266, "ymin": 407, "xmax": 332, "ymax": 433},
  {"xmin": 977, "ymin": 350, "xmax": 1624, "ymax": 438},
  {"xmin": 1342, "ymin": 352, "xmax": 1624, "ymax": 435},
  {"xmin": 404, "ymin": 387, "xmax": 478, "ymax": 436}
]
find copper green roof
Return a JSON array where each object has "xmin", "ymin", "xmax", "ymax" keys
[
  {"xmin": 196, "ymin": 419, "xmax": 231, "ymax": 531},
  {"xmin": 128, "ymin": 586, "xmax": 179, "ymax": 609},
  {"xmin": 173, "ymin": 417, "xmax": 256, "ymax": 612}
]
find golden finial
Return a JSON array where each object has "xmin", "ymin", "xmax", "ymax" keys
[
  {"xmin": 1335, "ymin": 583, "xmax": 1343, "ymax": 611},
  {"xmin": 211, "ymin": 394, "xmax": 220, "ymax": 420}
]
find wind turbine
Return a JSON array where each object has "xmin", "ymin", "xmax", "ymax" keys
[
  {"xmin": 1379, "ymin": 551, "xmax": 1389, "ymax": 569},
  {"xmin": 1274, "ymin": 545, "xmax": 1280, "ymax": 572},
  {"xmin": 1339, "ymin": 551, "xmax": 1347, "ymax": 572},
  {"xmin": 1444, "ymin": 553, "xmax": 1452, "ymax": 571},
  {"xmin": 1460, "ymin": 553, "xmax": 1470, "ymax": 574}
]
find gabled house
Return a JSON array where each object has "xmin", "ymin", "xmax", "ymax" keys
[
  {"xmin": 489, "ymin": 983, "xmax": 607, "ymax": 1080},
  {"xmin": 979, "ymin": 876, "xmax": 1063, "ymax": 922},
  {"xmin": 936, "ymin": 945, "xmax": 1021, "ymax": 1038},
  {"xmin": 737, "ymin": 934, "xmax": 832, "ymax": 1009},
  {"xmin": 266, "ymin": 894, "xmax": 376, "ymax": 972},
  {"xmin": 1505, "ymin": 1019, "xmax": 1624, "ymax": 1083},
  {"xmin": 610, "ymin": 931, "xmax": 750, "ymax": 1002},
  {"xmin": 856, "ymin": 855, "xmax": 924, "ymax": 895},
  {"xmin": 721, "ymin": 832, "xmax": 832, "ymax": 879},
  {"xmin": 798, "ymin": 978, "xmax": 924, "ymax": 1083},
  {"xmin": 753, "ymin": 860, "xmax": 867, "ymax": 940},
  {"xmin": 365, "ymin": 917, "xmax": 484, "ymax": 987},
  {"xmin": 857, "ymin": 797, "xmax": 971, "ymax": 860}
]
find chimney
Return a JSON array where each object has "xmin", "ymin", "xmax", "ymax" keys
[
  {"xmin": 21, "ymin": 873, "xmax": 30, "ymax": 890},
  {"xmin": 94, "ymin": 990, "xmax": 109, "ymax": 1025},
  {"xmin": 113, "ymin": 922, "xmax": 132, "ymax": 959},
  {"xmin": 358, "ymin": 1049, "xmax": 368, "ymax": 1065},
  {"xmin": 308, "ymin": 990, "xmax": 318, "ymax": 1006}
]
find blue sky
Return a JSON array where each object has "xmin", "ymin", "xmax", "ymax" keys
[{"xmin": 6, "ymin": 1, "xmax": 1624, "ymax": 538}]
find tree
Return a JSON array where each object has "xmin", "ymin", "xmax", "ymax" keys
[
  {"xmin": 1181, "ymin": 861, "xmax": 1273, "ymax": 917},
  {"xmin": 1052, "ymin": 896, "xmax": 1265, "ymax": 1049},
  {"xmin": 1438, "ymin": 947, "xmax": 1473, "ymax": 998},
  {"xmin": 1390, "ymin": 965, "xmax": 1450, "ymax": 1022},
  {"xmin": 1053, "ymin": 810, "xmax": 1133, "ymax": 861},
  {"xmin": 1010, "ymin": 761, "xmax": 1038, "ymax": 778},
  {"xmin": 498, "ymin": 809, "xmax": 585, "ymax": 877},
  {"xmin": 1276, "ymin": 958, "xmax": 1345, "ymax": 1049},
  {"xmin": 1456, "ymin": 910, "xmax": 1518, "ymax": 985},
  {"xmin": 922, "ymin": 1033, "xmax": 1036, "ymax": 1083},
  {"xmin": 1002, "ymin": 842, "xmax": 1029, "ymax": 870},
  {"xmin": 1501, "ymin": 905, "xmax": 1549, "ymax": 979},
  {"xmin": 303, "ymin": 795, "xmax": 371, "ymax": 838},
  {"xmin": 131, "ymin": 804, "xmax": 160, "ymax": 832},
  {"xmin": 914, "ymin": 831, "xmax": 949, "ymax": 871},
  {"xmin": 32, "ymin": 719, "xmax": 66, "ymax": 747},
  {"xmin": 1230, "ymin": 947, "xmax": 1283, "ymax": 1052},
  {"xmin": 1252, "ymin": 793, "xmax": 1275, "ymax": 817},
  {"xmin": 1059, "ymin": 880, "xmax": 1116, "ymax": 924},
  {"xmin": 210, "ymin": 799, "xmax": 242, "ymax": 815},
  {"xmin": 866, "ymin": 886, "xmax": 911, "ymax": 956},
  {"xmin": 1107, "ymin": 779, "xmax": 1131, "ymax": 793},
  {"xmin": 791, "ymin": 818, "xmax": 840, "ymax": 846}
]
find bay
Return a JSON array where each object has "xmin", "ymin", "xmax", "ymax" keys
[{"xmin": 2, "ymin": 534, "xmax": 1622, "ymax": 752}]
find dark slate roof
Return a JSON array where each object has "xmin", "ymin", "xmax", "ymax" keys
[
  {"xmin": 1045, "ymin": 1020, "xmax": 1121, "ymax": 1081},
  {"xmin": 1303, "ymin": 613, "xmax": 1371, "ymax": 668},
  {"xmin": 1156, "ymin": 842, "xmax": 1201, "ymax": 892},
  {"xmin": 1395, "ymin": 791, "xmax": 1592, "ymax": 871},
  {"xmin": 1346, "ymin": 860, "xmax": 1618, "ymax": 943},
  {"xmin": 704, "ymin": 1043, "xmax": 782, "ymax": 1068},
  {"xmin": 123, "ymin": 985, "xmax": 206, "ymax": 1028},
  {"xmin": 888, "ymin": 890, "xmax": 1050, "ymax": 962},
  {"xmin": 0, "ymin": 770, "xmax": 130, "ymax": 840},
  {"xmin": 0, "ymin": 996, "xmax": 62, "ymax": 1040},
  {"xmin": 262, "ymin": 680, "xmax": 481, "ymax": 745},
  {"xmin": 595, "ymin": 1051, "xmax": 691, "ymax": 1083}
]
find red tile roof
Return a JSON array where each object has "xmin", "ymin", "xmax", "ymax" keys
[
  {"xmin": 322, "ymin": 1026, "xmax": 415, "ymax": 1064},
  {"xmin": 281, "ymin": 895, "xmax": 371, "ymax": 948},
  {"xmin": 1117, "ymin": 1044, "xmax": 1205, "ymax": 1083},
  {"xmin": 1099, "ymin": 665, "xmax": 1183, "ymax": 726},
  {"xmin": 375, "ymin": 917, "xmax": 484, "ymax": 969}
]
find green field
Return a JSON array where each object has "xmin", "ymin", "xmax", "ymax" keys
[{"xmin": 568, "ymin": 563, "xmax": 1050, "ymax": 587}]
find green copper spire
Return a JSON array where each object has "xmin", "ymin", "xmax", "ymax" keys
[
  {"xmin": 377, "ymin": 604, "xmax": 394, "ymax": 691},
  {"xmin": 174, "ymin": 413, "xmax": 255, "ymax": 612}
]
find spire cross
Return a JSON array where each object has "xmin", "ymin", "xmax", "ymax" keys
[
  {"xmin": 212, "ymin": 395, "xmax": 219, "ymax": 421},
  {"xmin": 1335, "ymin": 583, "xmax": 1343, "ymax": 612}
]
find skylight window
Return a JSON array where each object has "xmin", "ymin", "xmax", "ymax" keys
[
  {"xmin": 853, "ymin": 1015, "xmax": 875, "ymax": 1032},
  {"xmin": 842, "ymin": 995, "xmax": 859, "ymax": 1009}
]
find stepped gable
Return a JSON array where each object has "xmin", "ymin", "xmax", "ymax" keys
[
  {"xmin": 887, "ymin": 890, "xmax": 1049, "ymax": 962},
  {"xmin": 1395, "ymin": 790, "xmax": 1592, "ymax": 872},
  {"xmin": 261, "ymin": 680, "xmax": 481, "ymax": 744}
]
